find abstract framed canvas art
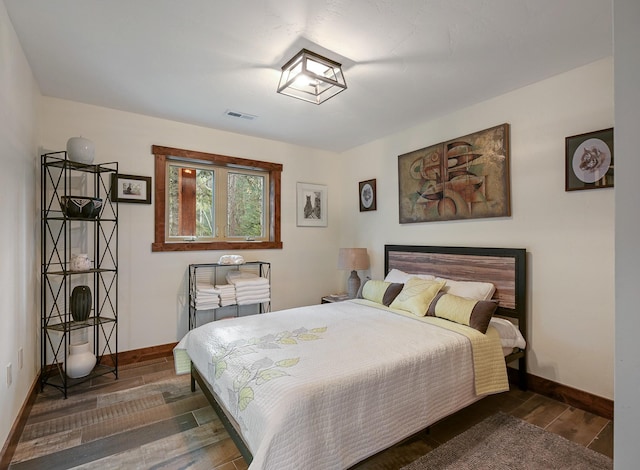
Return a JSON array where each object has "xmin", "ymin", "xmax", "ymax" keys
[{"xmin": 398, "ymin": 123, "xmax": 511, "ymax": 223}]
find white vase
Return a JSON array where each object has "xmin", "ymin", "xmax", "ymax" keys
[
  {"xmin": 66, "ymin": 136, "xmax": 95, "ymax": 164},
  {"xmin": 66, "ymin": 342, "xmax": 97, "ymax": 378},
  {"xmin": 70, "ymin": 253, "xmax": 92, "ymax": 271}
]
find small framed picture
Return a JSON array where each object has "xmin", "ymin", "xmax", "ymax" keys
[
  {"xmin": 565, "ymin": 128, "xmax": 614, "ymax": 191},
  {"xmin": 296, "ymin": 182, "xmax": 327, "ymax": 227},
  {"xmin": 359, "ymin": 179, "xmax": 377, "ymax": 212},
  {"xmin": 111, "ymin": 174, "xmax": 152, "ymax": 204}
]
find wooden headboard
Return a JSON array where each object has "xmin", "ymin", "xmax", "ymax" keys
[{"xmin": 385, "ymin": 245, "xmax": 528, "ymax": 387}]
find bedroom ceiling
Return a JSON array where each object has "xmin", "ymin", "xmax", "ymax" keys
[{"xmin": 3, "ymin": 0, "xmax": 612, "ymax": 153}]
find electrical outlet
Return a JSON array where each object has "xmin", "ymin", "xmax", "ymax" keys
[
  {"xmin": 18, "ymin": 348, "xmax": 23, "ymax": 369},
  {"xmin": 6, "ymin": 363, "xmax": 12, "ymax": 387}
]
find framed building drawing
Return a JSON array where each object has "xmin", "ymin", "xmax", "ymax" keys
[
  {"xmin": 110, "ymin": 173, "xmax": 152, "ymax": 204},
  {"xmin": 296, "ymin": 182, "xmax": 327, "ymax": 227},
  {"xmin": 398, "ymin": 123, "xmax": 511, "ymax": 223}
]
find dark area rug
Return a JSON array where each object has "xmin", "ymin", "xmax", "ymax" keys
[{"xmin": 401, "ymin": 412, "xmax": 612, "ymax": 470}]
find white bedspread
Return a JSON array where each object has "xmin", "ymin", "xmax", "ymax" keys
[{"xmin": 174, "ymin": 299, "xmax": 506, "ymax": 470}]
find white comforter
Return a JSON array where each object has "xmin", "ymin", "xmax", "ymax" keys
[{"xmin": 174, "ymin": 299, "xmax": 504, "ymax": 470}]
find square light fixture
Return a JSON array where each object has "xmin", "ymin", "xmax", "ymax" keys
[{"xmin": 277, "ymin": 48, "xmax": 347, "ymax": 105}]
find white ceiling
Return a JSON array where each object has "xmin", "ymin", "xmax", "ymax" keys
[{"xmin": 4, "ymin": 0, "xmax": 612, "ymax": 152}]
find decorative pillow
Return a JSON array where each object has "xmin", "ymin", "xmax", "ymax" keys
[
  {"xmin": 384, "ymin": 268, "xmax": 435, "ymax": 284},
  {"xmin": 435, "ymin": 277, "xmax": 496, "ymax": 301},
  {"xmin": 355, "ymin": 276, "xmax": 370, "ymax": 299},
  {"xmin": 427, "ymin": 292, "xmax": 498, "ymax": 333},
  {"xmin": 361, "ymin": 280, "xmax": 404, "ymax": 306},
  {"xmin": 489, "ymin": 317, "xmax": 526, "ymax": 349},
  {"xmin": 389, "ymin": 277, "xmax": 446, "ymax": 316}
]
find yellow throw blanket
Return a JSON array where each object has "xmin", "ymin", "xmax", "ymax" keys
[{"xmin": 380, "ymin": 304, "xmax": 509, "ymax": 395}]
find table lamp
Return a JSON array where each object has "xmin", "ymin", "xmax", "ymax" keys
[{"xmin": 338, "ymin": 248, "xmax": 370, "ymax": 298}]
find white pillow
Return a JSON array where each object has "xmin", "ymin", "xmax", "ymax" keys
[
  {"xmin": 435, "ymin": 277, "xmax": 496, "ymax": 301},
  {"xmin": 384, "ymin": 268, "xmax": 435, "ymax": 284},
  {"xmin": 489, "ymin": 317, "xmax": 526, "ymax": 349}
]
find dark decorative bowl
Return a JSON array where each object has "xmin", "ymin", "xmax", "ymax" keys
[{"xmin": 59, "ymin": 196, "xmax": 102, "ymax": 219}]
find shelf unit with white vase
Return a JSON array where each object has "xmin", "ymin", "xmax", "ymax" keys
[{"xmin": 40, "ymin": 151, "xmax": 118, "ymax": 398}]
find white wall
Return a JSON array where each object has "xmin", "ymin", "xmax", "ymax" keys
[
  {"xmin": 0, "ymin": 1, "xmax": 39, "ymax": 450},
  {"xmin": 340, "ymin": 58, "xmax": 614, "ymax": 400},
  {"xmin": 614, "ymin": 0, "xmax": 640, "ymax": 465},
  {"xmin": 38, "ymin": 98, "xmax": 345, "ymax": 350},
  {"xmin": 37, "ymin": 59, "xmax": 615, "ymax": 401}
]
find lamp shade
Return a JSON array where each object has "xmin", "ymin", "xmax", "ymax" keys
[
  {"xmin": 337, "ymin": 248, "xmax": 370, "ymax": 271},
  {"xmin": 277, "ymin": 48, "xmax": 347, "ymax": 105}
]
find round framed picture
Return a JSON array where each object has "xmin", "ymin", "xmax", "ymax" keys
[
  {"xmin": 565, "ymin": 128, "xmax": 614, "ymax": 191},
  {"xmin": 359, "ymin": 179, "xmax": 376, "ymax": 212}
]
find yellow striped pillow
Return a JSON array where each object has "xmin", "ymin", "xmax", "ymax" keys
[
  {"xmin": 427, "ymin": 292, "xmax": 498, "ymax": 333},
  {"xmin": 362, "ymin": 280, "xmax": 404, "ymax": 306}
]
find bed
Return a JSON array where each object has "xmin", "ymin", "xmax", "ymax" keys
[{"xmin": 174, "ymin": 245, "xmax": 527, "ymax": 469}]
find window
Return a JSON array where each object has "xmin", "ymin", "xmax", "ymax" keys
[
  {"xmin": 152, "ymin": 145, "xmax": 283, "ymax": 252},
  {"xmin": 166, "ymin": 163, "xmax": 267, "ymax": 241}
]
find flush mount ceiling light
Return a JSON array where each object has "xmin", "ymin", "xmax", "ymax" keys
[{"xmin": 277, "ymin": 48, "xmax": 347, "ymax": 105}]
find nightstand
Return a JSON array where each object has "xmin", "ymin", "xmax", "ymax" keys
[{"xmin": 321, "ymin": 294, "xmax": 351, "ymax": 304}]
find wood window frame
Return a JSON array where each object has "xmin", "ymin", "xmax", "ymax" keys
[{"xmin": 151, "ymin": 145, "xmax": 283, "ymax": 252}]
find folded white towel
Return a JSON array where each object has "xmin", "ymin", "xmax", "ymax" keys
[
  {"xmin": 195, "ymin": 293, "xmax": 219, "ymax": 301},
  {"xmin": 235, "ymin": 292, "xmax": 271, "ymax": 302},
  {"xmin": 237, "ymin": 293, "xmax": 269, "ymax": 301},
  {"xmin": 236, "ymin": 298, "xmax": 268, "ymax": 305},
  {"xmin": 231, "ymin": 277, "xmax": 269, "ymax": 287},
  {"xmin": 236, "ymin": 290, "xmax": 270, "ymax": 299},
  {"xmin": 215, "ymin": 284, "xmax": 236, "ymax": 291},
  {"xmin": 195, "ymin": 302, "xmax": 220, "ymax": 310},
  {"xmin": 237, "ymin": 297, "xmax": 270, "ymax": 306},
  {"xmin": 197, "ymin": 287, "xmax": 221, "ymax": 295},
  {"xmin": 235, "ymin": 281, "xmax": 269, "ymax": 289},
  {"xmin": 235, "ymin": 286, "xmax": 270, "ymax": 295}
]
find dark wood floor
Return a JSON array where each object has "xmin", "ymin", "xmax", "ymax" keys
[{"xmin": 9, "ymin": 357, "xmax": 613, "ymax": 470}]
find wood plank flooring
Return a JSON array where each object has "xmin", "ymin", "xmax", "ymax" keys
[{"xmin": 9, "ymin": 358, "xmax": 613, "ymax": 469}]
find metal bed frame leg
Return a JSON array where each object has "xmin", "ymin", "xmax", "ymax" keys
[{"xmin": 518, "ymin": 357, "xmax": 527, "ymax": 391}]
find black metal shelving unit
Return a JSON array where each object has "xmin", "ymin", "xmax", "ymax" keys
[
  {"xmin": 188, "ymin": 262, "xmax": 270, "ymax": 330},
  {"xmin": 40, "ymin": 151, "xmax": 118, "ymax": 398}
]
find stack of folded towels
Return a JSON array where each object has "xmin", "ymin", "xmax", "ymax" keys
[
  {"xmin": 226, "ymin": 270, "xmax": 270, "ymax": 306},
  {"xmin": 194, "ymin": 282, "xmax": 221, "ymax": 310},
  {"xmin": 215, "ymin": 283, "xmax": 237, "ymax": 307}
]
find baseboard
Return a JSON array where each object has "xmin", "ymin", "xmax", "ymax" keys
[
  {"xmin": 508, "ymin": 368, "xmax": 613, "ymax": 420},
  {"xmin": 0, "ymin": 374, "xmax": 40, "ymax": 470},
  {"xmin": 0, "ymin": 342, "xmax": 177, "ymax": 468},
  {"xmin": 101, "ymin": 342, "xmax": 178, "ymax": 367}
]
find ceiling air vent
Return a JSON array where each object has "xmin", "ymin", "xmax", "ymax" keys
[{"xmin": 224, "ymin": 109, "xmax": 257, "ymax": 121}]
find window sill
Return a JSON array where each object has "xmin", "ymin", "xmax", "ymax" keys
[{"xmin": 151, "ymin": 240, "xmax": 283, "ymax": 252}]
